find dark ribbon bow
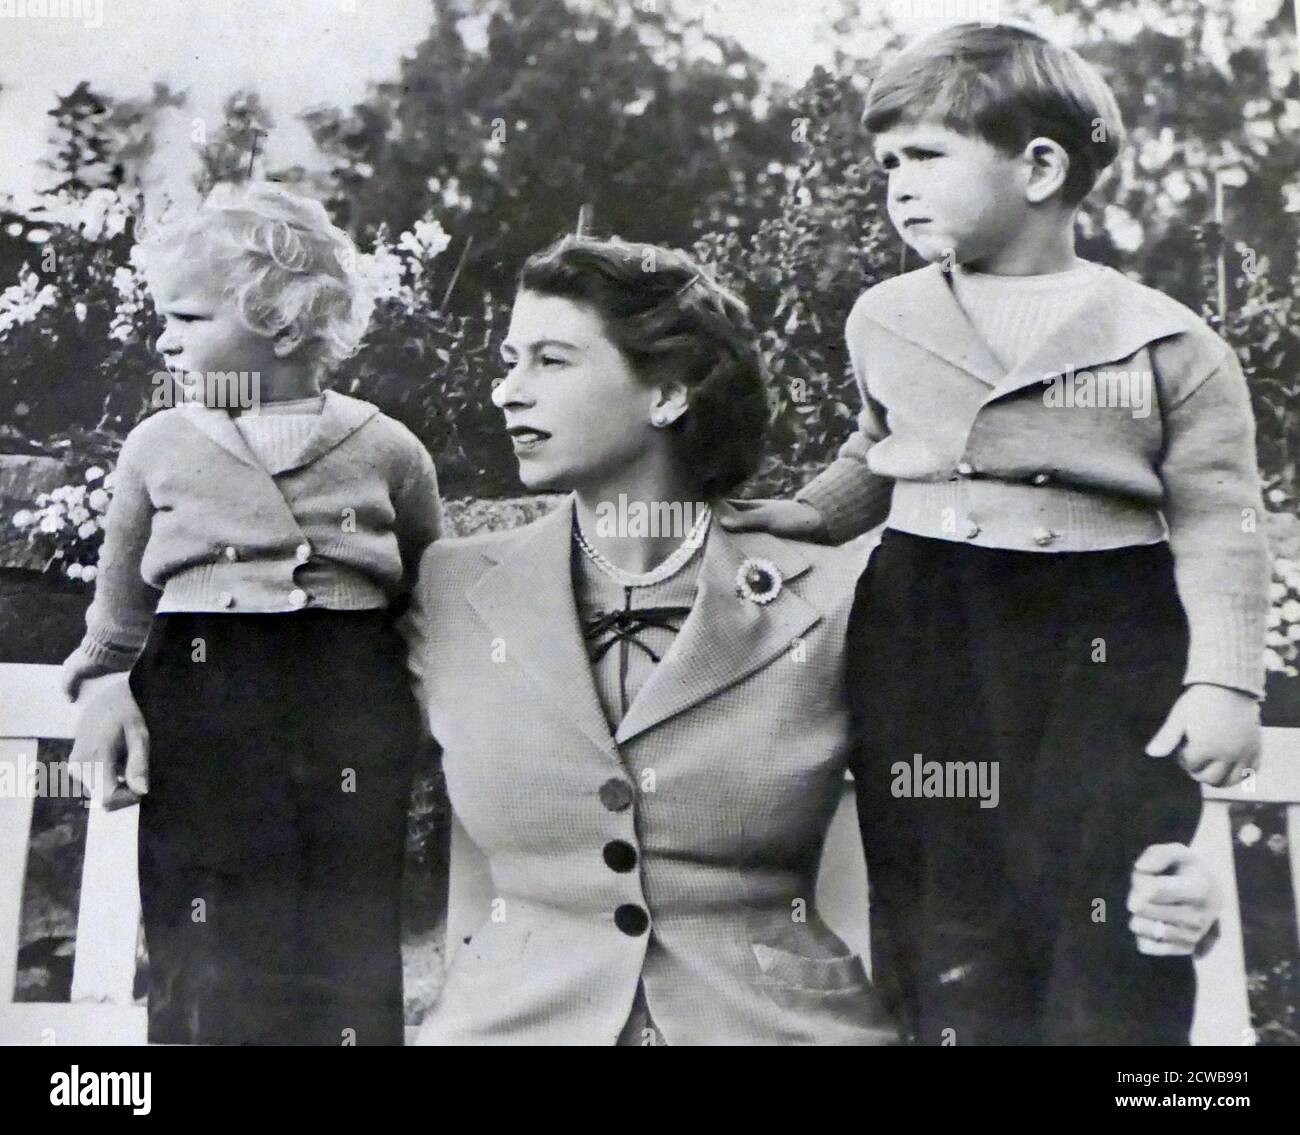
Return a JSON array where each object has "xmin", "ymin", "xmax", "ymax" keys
[{"xmin": 582, "ymin": 605, "xmax": 693, "ymax": 664}]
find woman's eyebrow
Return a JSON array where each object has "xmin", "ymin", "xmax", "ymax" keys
[{"xmin": 500, "ymin": 339, "xmax": 581, "ymax": 356}]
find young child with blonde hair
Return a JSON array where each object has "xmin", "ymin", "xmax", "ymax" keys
[{"xmin": 63, "ymin": 181, "xmax": 441, "ymax": 1045}]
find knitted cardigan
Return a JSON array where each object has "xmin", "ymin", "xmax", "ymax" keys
[
  {"xmin": 796, "ymin": 262, "xmax": 1270, "ymax": 697},
  {"xmin": 65, "ymin": 390, "xmax": 442, "ymax": 681}
]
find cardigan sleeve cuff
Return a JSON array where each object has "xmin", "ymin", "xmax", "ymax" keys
[
  {"xmin": 1181, "ymin": 594, "xmax": 1268, "ymax": 700},
  {"xmin": 65, "ymin": 628, "xmax": 145, "ymax": 680},
  {"xmin": 796, "ymin": 460, "xmax": 893, "ymax": 545}
]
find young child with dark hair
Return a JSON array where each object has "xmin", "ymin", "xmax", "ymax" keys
[
  {"xmin": 725, "ymin": 21, "xmax": 1269, "ymax": 1045},
  {"xmin": 63, "ymin": 182, "xmax": 441, "ymax": 1045}
]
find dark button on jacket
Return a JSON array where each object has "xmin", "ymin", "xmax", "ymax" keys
[
  {"xmin": 603, "ymin": 840, "xmax": 637, "ymax": 873},
  {"xmin": 599, "ymin": 778, "xmax": 634, "ymax": 812},
  {"xmin": 614, "ymin": 904, "xmax": 649, "ymax": 936}
]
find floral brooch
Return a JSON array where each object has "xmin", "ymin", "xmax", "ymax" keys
[{"xmin": 735, "ymin": 557, "xmax": 783, "ymax": 605}]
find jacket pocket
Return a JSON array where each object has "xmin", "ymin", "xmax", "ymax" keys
[{"xmin": 750, "ymin": 940, "xmax": 872, "ymax": 994}]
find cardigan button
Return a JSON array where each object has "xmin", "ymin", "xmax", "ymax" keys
[
  {"xmin": 217, "ymin": 591, "xmax": 235, "ymax": 608},
  {"xmin": 222, "ymin": 545, "xmax": 239, "ymax": 562},
  {"xmin": 614, "ymin": 904, "xmax": 649, "ymax": 936},
  {"xmin": 295, "ymin": 542, "xmax": 312, "ymax": 564},
  {"xmin": 1031, "ymin": 471, "xmax": 1051, "ymax": 486},
  {"xmin": 288, "ymin": 588, "xmax": 309, "ymax": 608},
  {"xmin": 603, "ymin": 840, "xmax": 637, "ymax": 873},
  {"xmin": 954, "ymin": 461, "xmax": 975, "ymax": 478},
  {"xmin": 963, "ymin": 519, "xmax": 981, "ymax": 540},
  {"xmin": 1032, "ymin": 527, "xmax": 1059, "ymax": 546},
  {"xmin": 599, "ymin": 778, "xmax": 634, "ymax": 812}
]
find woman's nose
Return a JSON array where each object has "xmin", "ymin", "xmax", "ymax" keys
[{"xmin": 491, "ymin": 365, "xmax": 532, "ymax": 410}]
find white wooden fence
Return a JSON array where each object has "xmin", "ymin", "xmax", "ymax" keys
[{"xmin": 4, "ymin": 661, "xmax": 1298, "ymax": 1045}]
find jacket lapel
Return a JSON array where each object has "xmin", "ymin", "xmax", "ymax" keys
[
  {"xmin": 614, "ymin": 508, "xmax": 822, "ymax": 746},
  {"xmin": 178, "ymin": 402, "xmax": 262, "ymax": 469},
  {"xmin": 466, "ymin": 496, "xmax": 621, "ymax": 761},
  {"xmin": 176, "ymin": 389, "xmax": 379, "ymax": 476},
  {"xmin": 859, "ymin": 262, "xmax": 1196, "ymax": 403},
  {"xmin": 858, "ymin": 263, "xmax": 1005, "ymax": 387},
  {"xmin": 982, "ymin": 265, "xmax": 1192, "ymax": 403}
]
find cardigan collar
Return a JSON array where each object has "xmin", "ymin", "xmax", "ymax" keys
[
  {"xmin": 465, "ymin": 496, "xmax": 823, "ymax": 757},
  {"xmin": 857, "ymin": 261, "xmax": 1196, "ymax": 402},
  {"xmin": 177, "ymin": 389, "xmax": 380, "ymax": 475}
]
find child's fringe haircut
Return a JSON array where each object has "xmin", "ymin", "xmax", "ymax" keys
[
  {"xmin": 135, "ymin": 181, "xmax": 373, "ymax": 368},
  {"xmin": 865, "ymin": 21, "xmax": 1125, "ymax": 206}
]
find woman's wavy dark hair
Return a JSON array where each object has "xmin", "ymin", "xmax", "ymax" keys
[{"xmin": 517, "ymin": 235, "xmax": 769, "ymax": 499}]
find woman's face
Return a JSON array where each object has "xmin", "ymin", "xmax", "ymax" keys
[{"xmin": 493, "ymin": 290, "xmax": 663, "ymax": 494}]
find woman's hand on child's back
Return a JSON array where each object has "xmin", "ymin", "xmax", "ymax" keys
[
  {"xmin": 1145, "ymin": 683, "xmax": 1261, "ymax": 787},
  {"xmin": 719, "ymin": 499, "xmax": 830, "ymax": 541},
  {"xmin": 68, "ymin": 672, "xmax": 151, "ymax": 810}
]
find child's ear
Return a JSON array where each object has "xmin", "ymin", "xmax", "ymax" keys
[
  {"xmin": 1023, "ymin": 136, "xmax": 1070, "ymax": 205},
  {"xmin": 272, "ymin": 323, "xmax": 306, "ymax": 358}
]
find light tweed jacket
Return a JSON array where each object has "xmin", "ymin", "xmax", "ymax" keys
[{"xmin": 407, "ymin": 496, "xmax": 896, "ymax": 1045}]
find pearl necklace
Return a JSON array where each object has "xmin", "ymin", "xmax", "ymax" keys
[{"xmin": 574, "ymin": 504, "xmax": 712, "ymax": 589}]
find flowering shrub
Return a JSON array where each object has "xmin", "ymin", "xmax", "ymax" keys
[
  {"xmin": 1266, "ymin": 556, "xmax": 1300, "ymax": 677},
  {"xmin": 11, "ymin": 465, "xmax": 114, "ymax": 582}
]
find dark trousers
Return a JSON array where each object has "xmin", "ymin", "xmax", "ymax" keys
[
  {"xmin": 847, "ymin": 531, "xmax": 1202, "ymax": 1046},
  {"xmin": 130, "ymin": 610, "xmax": 420, "ymax": 1046}
]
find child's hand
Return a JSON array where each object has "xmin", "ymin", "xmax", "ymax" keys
[
  {"xmin": 719, "ymin": 499, "xmax": 829, "ymax": 541},
  {"xmin": 1145, "ymin": 683, "xmax": 1261, "ymax": 787},
  {"xmin": 68, "ymin": 672, "xmax": 151, "ymax": 810},
  {"xmin": 61, "ymin": 652, "xmax": 118, "ymax": 702}
]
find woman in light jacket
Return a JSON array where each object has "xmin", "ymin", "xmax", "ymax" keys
[
  {"xmin": 73, "ymin": 235, "xmax": 1218, "ymax": 1045},
  {"xmin": 407, "ymin": 236, "xmax": 893, "ymax": 1044}
]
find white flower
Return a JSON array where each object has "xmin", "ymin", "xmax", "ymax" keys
[
  {"xmin": 77, "ymin": 520, "xmax": 97, "ymax": 539},
  {"xmin": 11, "ymin": 509, "xmax": 33, "ymax": 528},
  {"xmin": 84, "ymin": 466, "xmax": 105, "ymax": 483},
  {"xmin": 88, "ymin": 488, "xmax": 109, "ymax": 511},
  {"xmin": 1163, "ymin": 171, "xmax": 1192, "ymax": 203},
  {"xmin": 0, "ymin": 269, "xmax": 59, "ymax": 337},
  {"xmin": 67, "ymin": 506, "xmax": 89, "ymax": 526},
  {"xmin": 66, "ymin": 563, "xmax": 84, "ymax": 580},
  {"xmin": 358, "ymin": 243, "xmax": 410, "ymax": 304},
  {"xmin": 39, "ymin": 514, "xmax": 61, "ymax": 533},
  {"xmin": 1238, "ymin": 822, "xmax": 1262, "ymax": 847},
  {"xmin": 1281, "ymin": 599, "xmax": 1300, "ymax": 623},
  {"xmin": 81, "ymin": 565, "xmax": 97, "ymax": 582},
  {"xmin": 74, "ymin": 301, "xmax": 88, "ymax": 322},
  {"xmin": 407, "ymin": 218, "xmax": 452, "ymax": 260},
  {"xmin": 1103, "ymin": 205, "xmax": 1143, "ymax": 253},
  {"xmin": 1270, "ymin": 582, "xmax": 1287, "ymax": 603}
]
